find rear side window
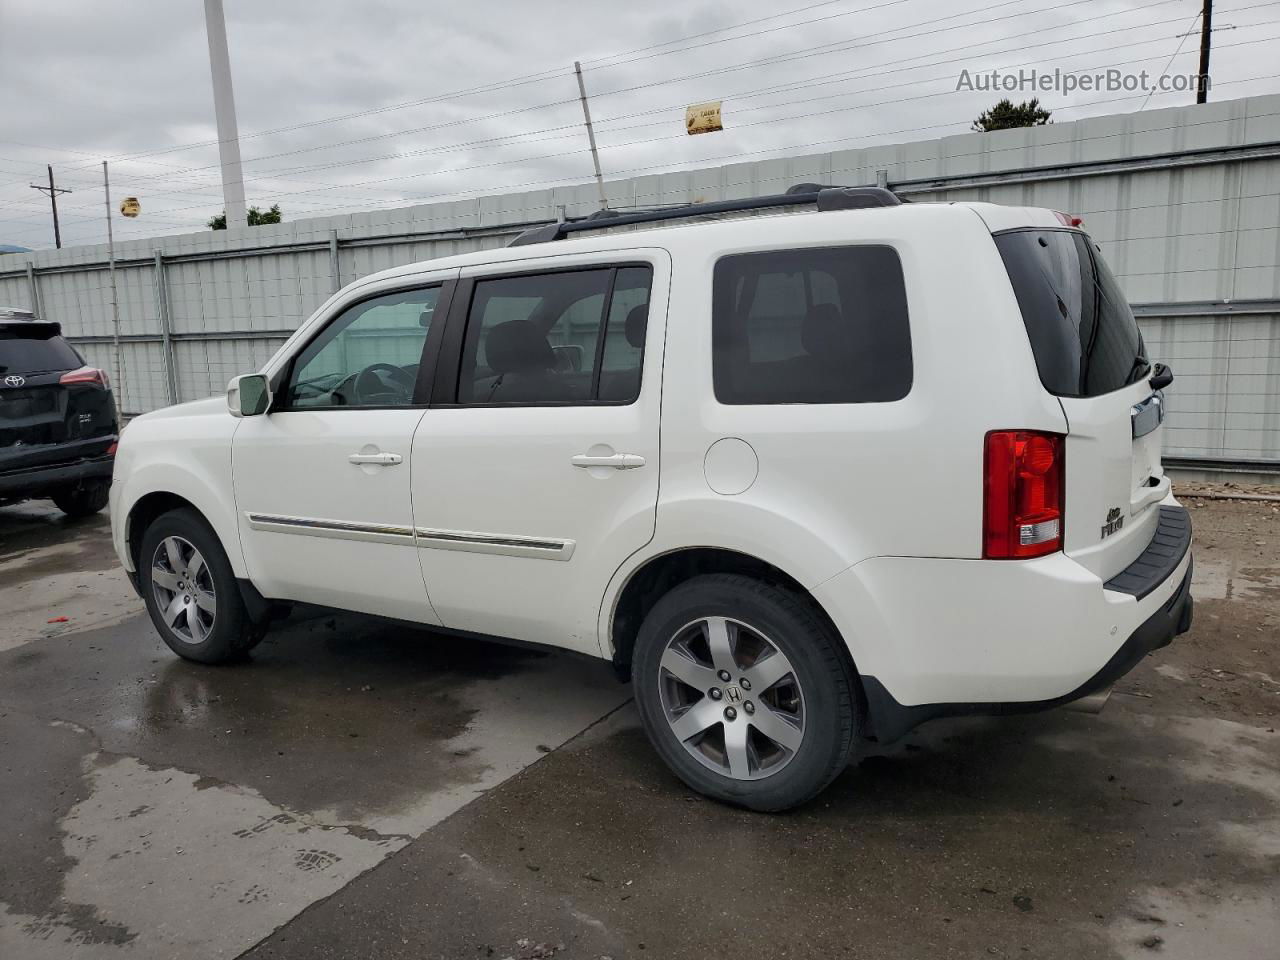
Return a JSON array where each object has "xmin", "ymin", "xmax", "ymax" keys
[
  {"xmin": 995, "ymin": 229, "xmax": 1148, "ymax": 397},
  {"xmin": 458, "ymin": 266, "xmax": 652, "ymax": 405},
  {"xmin": 712, "ymin": 246, "xmax": 912, "ymax": 404},
  {"xmin": 0, "ymin": 326, "xmax": 81, "ymax": 375}
]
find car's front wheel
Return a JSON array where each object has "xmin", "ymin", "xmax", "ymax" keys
[
  {"xmin": 51, "ymin": 479, "xmax": 110, "ymax": 518},
  {"xmin": 139, "ymin": 508, "xmax": 263, "ymax": 664},
  {"xmin": 632, "ymin": 573, "xmax": 860, "ymax": 812}
]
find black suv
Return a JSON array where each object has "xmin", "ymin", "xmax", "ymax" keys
[{"xmin": 0, "ymin": 307, "xmax": 118, "ymax": 517}]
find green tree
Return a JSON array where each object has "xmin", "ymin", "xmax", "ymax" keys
[
  {"xmin": 207, "ymin": 204, "xmax": 283, "ymax": 230},
  {"xmin": 972, "ymin": 98, "xmax": 1052, "ymax": 132}
]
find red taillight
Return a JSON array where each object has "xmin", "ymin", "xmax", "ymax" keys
[
  {"xmin": 1052, "ymin": 211, "xmax": 1084, "ymax": 227},
  {"xmin": 106, "ymin": 442, "xmax": 118, "ymax": 456},
  {"xmin": 983, "ymin": 430, "xmax": 1065, "ymax": 559},
  {"xmin": 59, "ymin": 366, "xmax": 109, "ymax": 387}
]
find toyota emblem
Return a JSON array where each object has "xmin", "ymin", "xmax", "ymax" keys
[{"xmin": 3, "ymin": 375, "xmax": 25, "ymax": 388}]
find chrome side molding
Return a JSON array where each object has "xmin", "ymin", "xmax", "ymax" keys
[
  {"xmin": 244, "ymin": 512, "xmax": 574, "ymax": 561},
  {"xmin": 414, "ymin": 527, "xmax": 575, "ymax": 561},
  {"xmin": 245, "ymin": 513, "xmax": 415, "ymax": 546}
]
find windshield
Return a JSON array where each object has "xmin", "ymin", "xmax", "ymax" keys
[{"xmin": 995, "ymin": 229, "xmax": 1148, "ymax": 398}]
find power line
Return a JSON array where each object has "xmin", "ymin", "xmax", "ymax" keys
[
  {"xmin": 1142, "ymin": 9, "xmax": 1203, "ymax": 111},
  {"xmin": 41, "ymin": 55, "xmax": 1280, "ymax": 234},
  {"xmin": 0, "ymin": 0, "xmax": 1165, "ymax": 193},
  {"xmin": 106, "ymin": 0, "xmax": 1125, "ymax": 183},
  {"xmin": 576, "ymin": 0, "xmax": 916, "ymax": 71},
  {"xmin": 576, "ymin": 0, "xmax": 856, "ymax": 67},
  {"xmin": 5, "ymin": 5, "xmax": 1276, "ymax": 236},
  {"xmin": 8, "ymin": 69, "xmax": 1275, "ymax": 246},
  {"xmin": 0, "ymin": 0, "xmax": 889, "ymax": 187},
  {"xmin": 6, "ymin": 11, "xmax": 1274, "ymax": 235},
  {"xmin": 44, "ymin": 0, "xmax": 1267, "ymax": 215},
  {"xmin": 20, "ymin": 0, "xmax": 1202, "ymax": 205}
]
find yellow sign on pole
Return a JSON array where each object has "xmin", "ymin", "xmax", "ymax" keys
[
  {"xmin": 685, "ymin": 101, "xmax": 723, "ymax": 135},
  {"xmin": 120, "ymin": 196, "xmax": 141, "ymax": 218}
]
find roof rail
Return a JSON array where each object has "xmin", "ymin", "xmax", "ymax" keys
[{"xmin": 507, "ymin": 184, "xmax": 900, "ymax": 247}]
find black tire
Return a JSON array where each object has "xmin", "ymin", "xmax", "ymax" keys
[
  {"xmin": 139, "ymin": 507, "xmax": 263, "ymax": 664},
  {"xmin": 51, "ymin": 479, "xmax": 110, "ymax": 518},
  {"xmin": 632, "ymin": 573, "xmax": 859, "ymax": 812}
]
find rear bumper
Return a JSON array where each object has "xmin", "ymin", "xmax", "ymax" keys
[
  {"xmin": 0, "ymin": 453, "xmax": 114, "ymax": 499},
  {"xmin": 860, "ymin": 558, "xmax": 1193, "ymax": 742},
  {"xmin": 811, "ymin": 500, "xmax": 1193, "ymax": 742}
]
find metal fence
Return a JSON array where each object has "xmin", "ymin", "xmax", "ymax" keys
[{"xmin": 3, "ymin": 93, "xmax": 1279, "ymax": 465}]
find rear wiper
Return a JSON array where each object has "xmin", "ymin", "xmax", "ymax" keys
[{"xmin": 1125, "ymin": 354, "xmax": 1151, "ymax": 385}]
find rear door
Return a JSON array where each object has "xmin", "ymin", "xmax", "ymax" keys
[
  {"xmin": 1, "ymin": 319, "xmax": 114, "ymax": 471},
  {"xmin": 995, "ymin": 228, "xmax": 1167, "ymax": 580},
  {"xmin": 409, "ymin": 252, "xmax": 667, "ymax": 654}
]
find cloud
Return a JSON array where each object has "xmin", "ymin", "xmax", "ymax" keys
[{"xmin": 1, "ymin": 0, "xmax": 1275, "ymax": 248}]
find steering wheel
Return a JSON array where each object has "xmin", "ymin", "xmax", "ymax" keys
[{"xmin": 352, "ymin": 363, "xmax": 414, "ymax": 405}]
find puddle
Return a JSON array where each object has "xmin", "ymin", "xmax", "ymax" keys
[{"xmin": 0, "ymin": 752, "xmax": 402, "ymax": 960}]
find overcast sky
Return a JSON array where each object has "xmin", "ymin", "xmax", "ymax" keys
[{"xmin": 1, "ymin": 0, "xmax": 1277, "ymax": 249}]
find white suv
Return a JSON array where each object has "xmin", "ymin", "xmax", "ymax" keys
[{"xmin": 110, "ymin": 186, "xmax": 1193, "ymax": 811}]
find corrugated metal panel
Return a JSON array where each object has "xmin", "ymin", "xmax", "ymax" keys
[
  {"xmin": 1139, "ymin": 313, "xmax": 1280, "ymax": 460},
  {"xmin": 0, "ymin": 275, "xmax": 29, "ymax": 311}
]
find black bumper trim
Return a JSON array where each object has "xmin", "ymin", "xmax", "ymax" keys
[
  {"xmin": 1104, "ymin": 505, "xmax": 1191, "ymax": 600},
  {"xmin": 0, "ymin": 454, "xmax": 114, "ymax": 499},
  {"xmin": 0, "ymin": 435, "xmax": 116, "ymax": 473},
  {"xmin": 860, "ymin": 557, "xmax": 1194, "ymax": 744}
]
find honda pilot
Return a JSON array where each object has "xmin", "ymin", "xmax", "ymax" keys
[{"xmin": 108, "ymin": 187, "xmax": 1192, "ymax": 810}]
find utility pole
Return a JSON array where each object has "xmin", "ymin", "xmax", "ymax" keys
[
  {"xmin": 203, "ymin": 0, "xmax": 248, "ymax": 228},
  {"xmin": 574, "ymin": 61, "xmax": 609, "ymax": 211},
  {"xmin": 1197, "ymin": 0, "xmax": 1213, "ymax": 104},
  {"xmin": 103, "ymin": 161, "xmax": 124, "ymax": 416},
  {"xmin": 29, "ymin": 165, "xmax": 71, "ymax": 248}
]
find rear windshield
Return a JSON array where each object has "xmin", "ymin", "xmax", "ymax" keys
[
  {"xmin": 995, "ymin": 229, "xmax": 1148, "ymax": 398},
  {"xmin": 0, "ymin": 326, "xmax": 82, "ymax": 375}
]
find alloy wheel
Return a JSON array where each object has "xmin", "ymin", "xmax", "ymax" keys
[
  {"xmin": 658, "ymin": 616, "xmax": 806, "ymax": 781},
  {"xmin": 150, "ymin": 536, "xmax": 217, "ymax": 644}
]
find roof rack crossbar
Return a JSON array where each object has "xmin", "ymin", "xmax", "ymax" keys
[{"xmin": 507, "ymin": 185, "xmax": 899, "ymax": 246}]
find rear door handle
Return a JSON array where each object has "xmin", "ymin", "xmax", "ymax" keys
[
  {"xmin": 349, "ymin": 452, "xmax": 403, "ymax": 466},
  {"xmin": 570, "ymin": 453, "xmax": 646, "ymax": 470}
]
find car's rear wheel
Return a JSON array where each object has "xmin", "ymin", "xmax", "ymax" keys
[
  {"xmin": 139, "ymin": 508, "xmax": 263, "ymax": 664},
  {"xmin": 51, "ymin": 479, "xmax": 110, "ymax": 518},
  {"xmin": 632, "ymin": 573, "xmax": 859, "ymax": 812}
]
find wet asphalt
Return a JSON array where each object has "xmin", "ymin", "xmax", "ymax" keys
[{"xmin": 1, "ymin": 498, "xmax": 1278, "ymax": 959}]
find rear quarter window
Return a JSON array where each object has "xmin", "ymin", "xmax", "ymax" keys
[
  {"xmin": 994, "ymin": 229, "xmax": 1148, "ymax": 397},
  {"xmin": 711, "ymin": 245, "xmax": 912, "ymax": 404},
  {"xmin": 0, "ymin": 327, "xmax": 82, "ymax": 375}
]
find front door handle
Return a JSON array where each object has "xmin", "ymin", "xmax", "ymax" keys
[
  {"xmin": 349, "ymin": 452, "xmax": 403, "ymax": 466},
  {"xmin": 570, "ymin": 453, "xmax": 646, "ymax": 470}
]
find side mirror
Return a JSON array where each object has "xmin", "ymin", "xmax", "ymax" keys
[{"xmin": 227, "ymin": 373, "xmax": 272, "ymax": 418}]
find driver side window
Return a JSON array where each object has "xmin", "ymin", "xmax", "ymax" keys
[{"xmin": 285, "ymin": 286, "xmax": 440, "ymax": 409}]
